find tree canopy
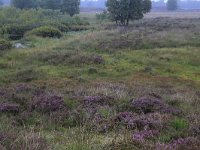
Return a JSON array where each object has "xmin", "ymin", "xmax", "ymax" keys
[
  {"xmin": 167, "ymin": 0, "xmax": 178, "ymax": 11},
  {"xmin": 106, "ymin": 0, "xmax": 152, "ymax": 26},
  {"xmin": 40, "ymin": 0, "xmax": 62, "ymax": 10},
  {"xmin": 61, "ymin": 0, "xmax": 80, "ymax": 17},
  {"xmin": 11, "ymin": 0, "xmax": 80, "ymax": 16},
  {"xmin": 12, "ymin": 0, "xmax": 38, "ymax": 9}
]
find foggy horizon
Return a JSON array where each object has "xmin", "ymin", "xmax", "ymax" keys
[{"xmin": 1, "ymin": 0, "xmax": 200, "ymax": 10}]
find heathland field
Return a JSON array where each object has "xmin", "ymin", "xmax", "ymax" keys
[{"xmin": 0, "ymin": 10, "xmax": 200, "ymax": 149}]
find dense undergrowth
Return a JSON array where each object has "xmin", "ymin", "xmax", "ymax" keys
[{"xmin": 0, "ymin": 10, "xmax": 200, "ymax": 150}]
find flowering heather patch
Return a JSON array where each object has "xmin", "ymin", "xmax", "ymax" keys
[
  {"xmin": 149, "ymin": 92, "xmax": 162, "ymax": 99},
  {"xmin": 189, "ymin": 124, "xmax": 200, "ymax": 137},
  {"xmin": 92, "ymin": 55, "xmax": 104, "ymax": 64},
  {"xmin": 156, "ymin": 137, "xmax": 200, "ymax": 150},
  {"xmin": 81, "ymin": 105, "xmax": 114, "ymax": 132},
  {"xmin": 115, "ymin": 112, "xmax": 164, "ymax": 130},
  {"xmin": 0, "ymin": 88, "xmax": 6, "ymax": 97},
  {"xmin": 0, "ymin": 132, "xmax": 6, "ymax": 141},
  {"xmin": 196, "ymin": 91, "xmax": 200, "ymax": 98},
  {"xmin": 83, "ymin": 96, "xmax": 114, "ymax": 107},
  {"xmin": 133, "ymin": 130, "xmax": 159, "ymax": 142},
  {"xmin": 89, "ymin": 114, "xmax": 111, "ymax": 132},
  {"xmin": 14, "ymin": 83, "xmax": 33, "ymax": 93},
  {"xmin": 31, "ymin": 93, "xmax": 65, "ymax": 113},
  {"xmin": 131, "ymin": 97, "xmax": 181, "ymax": 115},
  {"xmin": 0, "ymin": 84, "xmax": 35, "ymax": 103},
  {"xmin": 0, "ymin": 103, "xmax": 20, "ymax": 113}
]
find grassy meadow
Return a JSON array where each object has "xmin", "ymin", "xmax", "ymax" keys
[{"xmin": 0, "ymin": 9, "xmax": 200, "ymax": 150}]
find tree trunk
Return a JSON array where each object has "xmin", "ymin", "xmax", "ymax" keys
[{"xmin": 126, "ymin": 18, "xmax": 129, "ymax": 26}]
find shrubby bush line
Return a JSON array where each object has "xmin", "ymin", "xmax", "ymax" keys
[
  {"xmin": 27, "ymin": 26, "xmax": 62, "ymax": 38},
  {"xmin": 0, "ymin": 7, "xmax": 90, "ymax": 40}
]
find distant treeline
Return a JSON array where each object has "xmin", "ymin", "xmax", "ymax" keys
[
  {"xmin": 178, "ymin": 1, "xmax": 200, "ymax": 10},
  {"xmin": 1, "ymin": 0, "xmax": 200, "ymax": 10},
  {"xmin": 80, "ymin": 0, "xmax": 200, "ymax": 10},
  {"xmin": 153, "ymin": 0, "xmax": 200, "ymax": 10}
]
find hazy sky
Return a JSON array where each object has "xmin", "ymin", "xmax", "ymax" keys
[{"xmin": 81, "ymin": 0, "xmax": 200, "ymax": 1}]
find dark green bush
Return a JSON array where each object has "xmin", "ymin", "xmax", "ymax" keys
[
  {"xmin": 2, "ymin": 24, "xmax": 40, "ymax": 40},
  {"xmin": 170, "ymin": 118, "xmax": 188, "ymax": 131},
  {"xmin": 13, "ymin": 69, "xmax": 44, "ymax": 82},
  {"xmin": 0, "ymin": 39, "xmax": 12, "ymax": 50},
  {"xmin": 27, "ymin": 26, "xmax": 62, "ymax": 38},
  {"xmin": 52, "ymin": 23, "xmax": 69, "ymax": 32},
  {"xmin": 68, "ymin": 25, "xmax": 91, "ymax": 31}
]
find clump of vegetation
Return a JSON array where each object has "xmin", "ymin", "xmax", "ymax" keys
[
  {"xmin": 170, "ymin": 118, "xmax": 188, "ymax": 131},
  {"xmin": 133, "ymin": 130, "xmax": 159, "ymax": 142},
  {"xmin": 14, "ymin": 69, "xmax": 43, "ymax": 82},
  {"xmin": 131, "ymin": 97, "xmax": 181, "ymax": 114},
  {"xmin": 0, "ymin": 103, "xmax": 20, "ymax": 113},
  {"xmin": 2, "ymin": 24, "xmax": 38, "ymax": 40},
  {"xmin": 33, "ymin": 50, "xmax": 104, "ymax": 66},
  {"xmin": 83, "ymin": 96, "xmax": 114, "ymax": 107},
  {"xmin": 156, "ymin": 137, "xmax": 200, "ymax": 149},
  {"xmin": 27, "ymin": 26, "xmax": 62, "ymax": 38},
  {"xmin": 114, "ymin": 112, "xmax": 168, "ymax": 130},
  {"xmin": 30, "ymin": 92, "xmax": 65, "ymax": 113},
  {"xmin": 0, "ymin": 39, "xmax": 12, "ymax": 50}
]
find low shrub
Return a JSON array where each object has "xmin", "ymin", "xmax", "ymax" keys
[
  {"xmin": 0, "ymin": 39, "xmax": 12, "ymax": 50},
  {"xmin": 15, "ymin": 69, "xmax": 42, "ymax": 82},
  {"xmin": 114, "ymin": 112, "xmax": 166, "ymax": 130},
  {"xmin": 133, "ymin": 130, "xmax": 159, "ymax": 142},
  {"xmin": 68, "ymin": 25, "xmax": 91, "ymax": 31},
  {"xmin": 170, "ymin": 118, "xmax": 188, "ymax": 131},
  {"xmin": 52, "ymin": 23, "xmax": 69, "ymax": 32},
  {"xmin": 2, "ymin": 24, "xmax": 38, "ymax": 40},
  {"xmin": 27, "ymin": 26, "xmax": 62, "ymax": 38},
  {"xmin": 34, "ymin": 50, "xmax": 104, "ymax": 66},
  {"xmin": 131, "ymin": 97, "xmax": 181, "ymax": 115},
  {"xmin": 156, "ymin": 137, "xmax": 200, "ymax": 150},
  {"xmin": 30, "ymin": 92, "xmax": 65, "ymax": 113},
  {"xmin": 83, "ymin": 96, "xmax": 114, "ymax": 107},
  {"xmin": 88, "ymin": 67, "xmax": 98, "ymax": 74},
  {"xmin": 0, "ymin": 103, "xmax": 20, "ymax": 113}
]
